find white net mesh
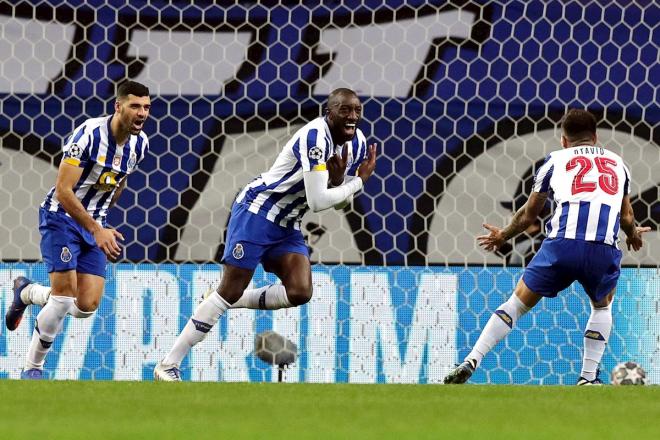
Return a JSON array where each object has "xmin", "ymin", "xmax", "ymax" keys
[{"xmin": 0, "ymin": 1, "xmax": 658, "ymax": 383}]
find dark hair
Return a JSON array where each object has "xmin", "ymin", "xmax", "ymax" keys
[
  {"xmin": 561, "ymin": 109, "xmax": 597, "ymax": 141},
  {"xmin": 117, "ymin": 81, "xmax": 150, "ymax": 98}
]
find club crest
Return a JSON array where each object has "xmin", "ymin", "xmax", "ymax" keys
[
  {"xmin": 232, "ymin": 243, "xmax": 244, "ymax": 260},
  {"xmin": 127, "ymin": 152, "xmax": 138, "ymax": 170},
  {"xmin": 60, "ymin": 246, "xmax": 72, "ymax": 262}
]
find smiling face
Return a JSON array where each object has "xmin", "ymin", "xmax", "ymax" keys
[
  {"xmin": 326, "ymin": 90, "xmax": 361, "ymax": 145},
  {"xmin": 115, "ymin": 94, "xmax": 151, "ymax": 136}
]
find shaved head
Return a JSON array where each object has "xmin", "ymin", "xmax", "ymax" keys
[{"xmin": 326, "ymin": 88, "xmax": 358, "ymax": 110}]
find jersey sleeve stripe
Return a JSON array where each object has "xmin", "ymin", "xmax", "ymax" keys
[
  {"xmin": 70, "ymin": 125, "xmax": 87, "ymax": 144},
  {"xmin": 538, "ymin": 165, "xmax": 554, "ymax": 193},
  {"xmin": 73, "ymin": 127, "xmax": 102, "ymax": 192},
  {"xmin": 623, "ymin": 165, "xmax": 630, "ymax": 195}
]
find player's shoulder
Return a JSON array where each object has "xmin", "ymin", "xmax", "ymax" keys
[
  {"xmin": 297, "ymin": 117, "xmax": 330, "ymax": 146},
  {"xmin": 302, "ymin": 116, "xmax": 329, "ymax": 135},
  {"xmin": 80, "ymin": 116, "xmax": 110, "ymax": 131},
  {"xmin": 136, "ymin": 130, "xmax": 150, "ymax": 146}
]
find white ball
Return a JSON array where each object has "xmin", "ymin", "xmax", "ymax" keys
[{"xmin": 611, "ymin": 361, "xmax": 647, "ymax": 385}]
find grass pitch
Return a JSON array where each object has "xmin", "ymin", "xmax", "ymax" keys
[{"xmin": 1, "ymin": 381, "xmax": 659, "ymax": 439}]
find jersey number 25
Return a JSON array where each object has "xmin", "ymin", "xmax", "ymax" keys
[{"xmin": 566, "ymin": 156, "xmax": 618, "ymax": 195}]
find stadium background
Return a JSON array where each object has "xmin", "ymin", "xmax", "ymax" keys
[{"xmin": 0, "ymin": 0, "xmax": 657, "ymax": 384}]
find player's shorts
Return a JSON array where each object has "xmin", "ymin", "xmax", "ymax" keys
[
  {"xmin": 522, "ymin": 237, "xmax": 622, "ymax": 303},
  {"xmin": 221, "ymin": 202, "xmax": 309, "ymax": 271},
  {"xmin": 39, "ymin": 208, "xmax": 107, "ymax": 278}
]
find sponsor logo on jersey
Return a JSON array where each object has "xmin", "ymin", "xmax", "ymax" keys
[
  {"xmin": 584, "ymin": 330, "xmax": 606, "ymax": 341},
  {"xmin": 495, "ymin": 309, "xmax": 513, "ymax": 328},
  {"xmin": 308, "ymin": 146, "xmax": 323, "ymax": 160},
  {"xmin": 60, "ymin": 246, "xmax": 72, "ymax": 262},
  {"xmin": 232, "ymin": 243, "xmax": 244, "ymax": 260}
]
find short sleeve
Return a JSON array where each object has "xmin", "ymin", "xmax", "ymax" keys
[
  {"xmin": 298, "ymin": 128, "xmax": 329, "ymax": 172},
  {"xmin": 622, "ymin": 163, "xmax": 631, "ymax": 196},
  {"xmin": 62, "ymin": 124, "xmax": 91, "ymax": 168},
  {"xmin": 532, "ymin": 154, "xmax": 554, "ymax": 193}
]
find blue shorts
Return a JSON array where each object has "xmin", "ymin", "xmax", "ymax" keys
[
  {"xmin": 221, "ymin": 202, "xmax": 309, "ymax": 271},
  {"xmin": 522, "ymin": 238, "xmax": 622, "ymax": 303},
  {"xmin": 39, "ymin": 208, "xmax": 107, "ymax": 278}
]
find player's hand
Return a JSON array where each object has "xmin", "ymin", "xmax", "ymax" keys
[
  {"xmin": 326, "ymin": 144, "xmax": 348, "ymax": 186},
  {"xmin": 357, "ymin": 143, "xmax": 377, "ymax": 184},
  {"xmin": 626, "ymin": 226, "xmax": 651, "ymax": 251},
  {"xmin": 94, "ymin": 227, "xmax": 124, "ymax": 260},
  {"xmin": 477, "ymin": 223, "xmax": 507, "ymax": 252}
]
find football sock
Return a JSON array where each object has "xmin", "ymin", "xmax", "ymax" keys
[
  {"xmin": 162, "ymin": 291, "xmax": 230, "ymax": 367},
  {"xmin": 24, "ymin": 295, "xmax": 73, "ymax": 370},
  {"xmin": 581, "ymin": 302, "xmax": 612, "ymax": 381},
  {"xmin": 68, "ymin": 301, "xmax": 95, "ymax": 319},
  {"xmin": 466, "ymin": 294, "xmax": 530, "ymax": 368},
  {"xmin": 21, "ymin": 283, "xmax": 51, "ymax": 306},
  {"xmin": 231, "ymin": 284, "xmax": 292, "ymax": 310}
]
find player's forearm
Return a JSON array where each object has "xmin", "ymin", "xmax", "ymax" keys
[
  {"xmin": 304, "ymin": 171, "xmax": 363, "ymax": 212},
  {"xmin": 619, "ymin": 212, "xmax": 637, "ymax": 238},
  {"xmin": 501, "ymin": 205, "xmax": 536, "ymax": 241},
  {"xmin": 55, "ymin": 187, "xmax": 102, "ymax": 233}
]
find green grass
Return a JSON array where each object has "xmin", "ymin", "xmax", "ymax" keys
[{"xmin": 1, "ymin": 381, "xmax": 659, "ymax": 439}]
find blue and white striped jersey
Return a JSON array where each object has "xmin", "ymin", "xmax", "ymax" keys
[
  {"xmin": 533, "ymin": 145, "xmax": 631, "ymax": 247},
  {"xmin": 42, "ymin": 116, "xmax": 148, "ymax": 222},
  {"xmin": 236, "ymin": 116, "xmax": 368, "ymax": 229}
]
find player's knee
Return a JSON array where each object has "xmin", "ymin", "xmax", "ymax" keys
[
  {"xmin": 75, "ymin": 296, "xmax": 100, "ymax": 312},
  {"xmin": 286, "ymin": 284, "xmax": 313, "ymax": 306},
  {"xmin": 216, "ymin": 285, "xmax": 243, "ymax": 305}
]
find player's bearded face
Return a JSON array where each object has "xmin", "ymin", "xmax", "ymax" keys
[
  {"xmin": 327, "ymin": 94, "xmax": 361, "ymax": 144},
  {"xmin": 118, "ymin": 95, "xmax": 151, "ymax": 135}
]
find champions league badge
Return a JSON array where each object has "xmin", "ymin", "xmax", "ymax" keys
[
  {"xmin": 67, "ymin": 143, "xmax": 83, "ymax": 159},
  {"xmin": 232, "ymin": 243, "xmax": 244, "ymax": 260},
  {"xmin": 308, "ymin": 146, "xmax": 323, "ymax": 160},
  {"xmin": 60, "ymin": 246, "xmax": 72, "ymax": 263},
  {"xmin": 127, "ymin": 153, "xmax": 137, "ymax": 170}
]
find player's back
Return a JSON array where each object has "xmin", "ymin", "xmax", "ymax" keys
[{"xmin": 537, "ymin": 145, "xmax": 630, "ymax": 247}]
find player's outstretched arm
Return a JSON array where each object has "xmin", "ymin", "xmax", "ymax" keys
[
  {"xmin": 55, "ymin": 162, "xmax": 124, "ymax": 259},
  {"xmin": 619, "ymin": 195, "xmax": 651, "ymax": 251},
  {"xmin": 477, "ymin": 191, "xmax": 547, "ymax": 252}
]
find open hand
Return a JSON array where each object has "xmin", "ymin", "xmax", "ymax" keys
[
  {"xmin": 94, "ymin": 227, "xmax": 124, "ymax": 260},
  {"xmin": 626, "ymin": 226, "xmax": 652, "ymax": 251},
  {"xmin": 477, "ymin": 223, "xmax": 507, "ymax": 252}
]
